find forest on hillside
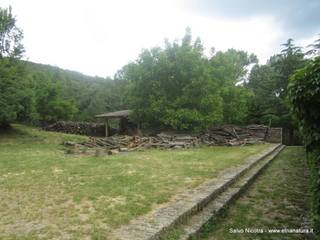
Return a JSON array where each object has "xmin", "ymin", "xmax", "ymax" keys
[
  {"xmin": 1, "ymin": 6, "xmax": 319, "ymax": 132},
  {"xmin": 0, "ymin": 5, "xmax": 318, "ymax": 132}
]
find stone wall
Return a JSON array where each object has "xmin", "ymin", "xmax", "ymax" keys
[
  {"xmin": 44, "ymin": 121, "xmax": 105, "ymax": 136},
  {"xmin": 266, "ymin": 127, "xmax": 283, "ymax": 143}
]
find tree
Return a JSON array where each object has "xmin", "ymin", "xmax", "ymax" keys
[
  {"xmin": 289, "ymin": 57, "xmax": 320, "ymax": 147},
  {"xmin": 220, "ymin": 86, "xmax": 253, "ymax": 124},
  {"xmin": 0, "ymin": 6, "xmax": 24, "ymax": 58},
  {"xmin": 306, "ymin": 34, "xmax": 320, "ymax": 57},
  {"xmin": 271, "ymin": 39, "xmax": 305, "ymax": 99},
  {"xmin": 35, "ymin": 81, "xmax": 78, "ymax": 123},
  {"xmin": 0, "ymin": 6, "xmax": 29, "ymax": 128},
  {"xmin": 122, "ymin": 29, "xmax": 223, "ymax": 130},
  {"xmin": 246, "ymin": 64, "xmax": 283, "ymax": 124},
  {"xmin": 117, "ymin": 29, "xmax": 262, "ymax": 130},
  {"xmin": 209, "ymin": 49, "xmax": 257, "ymax": 123},
  {"xmin": 247, "ymin": 39, "xmax": 305, "ymax": 131},
  {"xmin": 209, "ymin": 49, "xmax": 257, "ymax": 86}
]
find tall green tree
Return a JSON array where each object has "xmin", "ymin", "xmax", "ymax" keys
[
  {"xmin": 0, "ymin": 6, "xmax": 24, "ymax": 58},
  {"xmin": 209, "ymin": 49, "xmax": 257, "ymax": 86},
  {"xmin": 0, "ymin": 6, "xmax": 32, "ymax": 128},
  {"xmin": 246, "ymin": 64, "xmax": 280, "ymax": 123},
  {"xmin": 122, "ymin": 29, "xmax": 223, "ymax": 130},
  {"xmin": 306, "ymin": 34, "xmax": 320, "ymax": 57},
  {"xmin": 247, "ymin": 39, "xmax": 305, "ymax": 130},
  {"xmin": 209, "ymin": 49, "xmax": 257, "ymax": 124},
  {"xmin": 271, "ymin": 39, "xmax": 305, "ymax": 99},
  {"xmin": 34, "ymin": 79, "xmax": 78, "ymax": 123}
]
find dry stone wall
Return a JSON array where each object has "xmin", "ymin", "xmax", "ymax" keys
[{"xmin": 44, "ymin": 121, "xmax": 105, "ymax": 136}]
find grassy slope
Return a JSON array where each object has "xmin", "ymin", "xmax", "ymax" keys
[
  {"xmin": 0, "ymin": 125, "xmax": 272, "ymax": 239},
  {"xmin": 197, "ymin": 147, "xmax": 314, "ymax": 240}
]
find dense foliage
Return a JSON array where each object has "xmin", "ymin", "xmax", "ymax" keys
[
  {"xmin": 289, "ymin": 57, "xmax": 320, "ymax": 233},
  {"xmin": 0, "ymin": 5, "xmax": 318, "ymax": 135},
  {"xmin": 246, "ymin": 39, "xmax": 305, "ymax": 126},
  {"xmin": 1, "ymin": 57, "xmax": 127, "ymax": 125},
  {"xmin": 245, "ymin": 39, "xmax": 306, "ymax": 145},
  {"xmin": 0, "ymin": 6, "xmax": 23, "ymax": 58},
  {"xmin": 118, "ymin": 29, "xmax": 255, "ymax": 130},
  {"xmin": 0, "ymin": 6, "xmax": 29, "ymax": 127},
  {"xmin": 0, "ymin": 6, "xmax": 128, "ymax": 127},
  {"xmin": 24, "ymin": 62, "xmax": 127, "ymax": 122}
]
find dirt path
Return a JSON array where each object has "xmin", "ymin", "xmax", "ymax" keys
[{"xmin": 196, "ymin": 146, "xmax": 315, "ymax": 240}]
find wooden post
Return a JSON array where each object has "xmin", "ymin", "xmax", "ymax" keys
[
  {"xmin": 264, "ymin": 118, "xmax": 272, "ymax": 141},
  {"xmin": 105, "ymin": 118, "xmax": 109, "ymax": 137}
]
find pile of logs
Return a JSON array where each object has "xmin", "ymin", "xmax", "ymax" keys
[
  {"xmin": 63, "ymin": 125, "xmax": 271, "ymax": 153},
  {"xmin": 44, "ymin": 121, "xmax": 105, "ymax": 136},
  {"xmin": 65, "ymin": 133, "xmax": 199, "ymax": 151},
  {"xmin": 200, "ymin": 125, "xmax": 268, "ymax": 146}
]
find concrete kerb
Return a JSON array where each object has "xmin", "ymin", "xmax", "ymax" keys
[{"xmin": 180, "ymin": 145, "xmax": 285, "ymax": 240}]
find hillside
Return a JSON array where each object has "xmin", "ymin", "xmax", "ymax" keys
[{"xmin": 23, "ymin": 61, "xmax": 127, "ymax": 121}]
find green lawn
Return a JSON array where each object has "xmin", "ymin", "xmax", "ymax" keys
[
  {"xmin": 0, "ymin": 125, "xmax": 272, "ymax": 239},
  {"xmin": 197, "ymin": 147, "xmax": 314, "ymax": 240}
]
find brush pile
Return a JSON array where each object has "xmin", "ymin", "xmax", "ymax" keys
[
  {"xmin": 200, "ymin": 125, "xmax": 268, "ymax": 146},
  {"xmin": 64, "ymin": 124, "xmax": 279, "ymax": 153},
  {"xmin": 65, "ymin": 133, "xmax": 200, "ymax": 151}
]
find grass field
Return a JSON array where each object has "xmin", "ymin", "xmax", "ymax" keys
[
  {"xmin": 0, "ymin": 125, "xmax": 272, "ymax": 239},
  {"xmin": 197, "ymin": 146, "xmax": 314, "ymax": 240}
]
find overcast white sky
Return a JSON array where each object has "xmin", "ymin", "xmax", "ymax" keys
[{"xmin": 1, "ymin": 0, "xmax": 320, "ymax": 77}]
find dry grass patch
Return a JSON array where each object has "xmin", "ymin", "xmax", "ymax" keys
[{"xmin": 0, "ymin": 124, "xmax": 273, "ymax": 239}]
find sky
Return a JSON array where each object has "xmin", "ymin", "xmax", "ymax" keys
[{"xmin": 1, "ymin": 0, "xmax": 320, "ymax": 78}]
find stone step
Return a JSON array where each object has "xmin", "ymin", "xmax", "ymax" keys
[
  {"xmin": 179, "ymin": 145, "xmax": 285, "ymax": 240},
  {"xmin": 112, "ymin": 144, "xmax": 283, "ymax": 240}
]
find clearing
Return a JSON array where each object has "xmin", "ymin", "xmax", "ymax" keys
[{"xmin": 0, "ymin": 125, "xmax": 273, "ymax": 239}]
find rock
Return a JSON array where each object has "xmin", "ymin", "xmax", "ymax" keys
[
  {"xmin": 64, "ymin": 141, "xmax": 77, "ymax": 146},
  {"xmin": 173, "ymin": 145, "xmax": 183, "ymax": 149},
  {"xmin": 95, "ymin": 149, "xmax": 104, "ymax": 157},
  {"xmin": 108, "ymin": 149, "xmax": 119, "ymax": 155}
]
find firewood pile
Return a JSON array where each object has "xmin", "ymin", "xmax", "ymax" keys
[
  {"xmin": 44, "ymin": 121, "xmax": 105, "ymax": 136},
  {"xmin": 65, "ymin": 133, "xmax": 200, "ymax": 151},
  {"xmin": 200, "ymin": 125, "xmax": 268, "ymax": 146},
  {"xmin": 63, "ymin": 125, "xmax": 272, "ymax": 154}
]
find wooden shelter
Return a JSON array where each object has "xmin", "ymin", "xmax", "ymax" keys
[{"xmin": 95, "ymin": 110, "xmax": 133, "ymax": 137}]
